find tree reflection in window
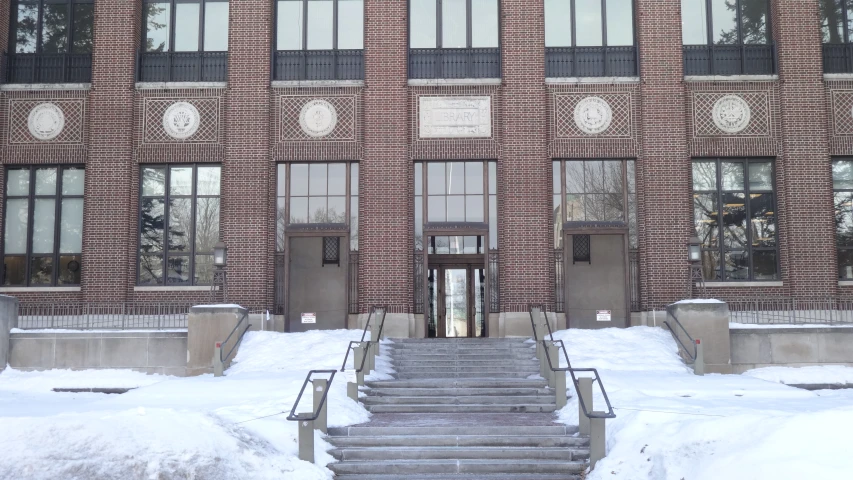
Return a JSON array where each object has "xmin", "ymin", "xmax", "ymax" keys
[
  {"xmin": 833, "ymin": 159, "xmax": 853, "ymax": 278},
  {"xmin": 12, "ymin": 0, "xmax": 94, "ymax": 54}
]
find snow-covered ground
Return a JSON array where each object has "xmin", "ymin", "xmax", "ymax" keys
[
  {"xmin": 0, "ymin": 329, "xmax": 391, "ymax": 480},
  {"xmin": 550, "ymin": 326, "xmax": 853, "ymax": 479}
]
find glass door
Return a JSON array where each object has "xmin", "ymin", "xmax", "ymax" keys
[
  {"xmin": 427, "ymin": 265, "xmax": 486, "ymax": 338},
  {"xmin": 444, "ymin": 268, "xmax": 468, "ymax": 337}
]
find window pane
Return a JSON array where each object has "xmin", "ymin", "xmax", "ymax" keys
[
  {"xmin": 465, "ymin": 163, "xmax": 484, "ymax": 195},
  {"xmin": 277, "ymin": 0, "xmax": 304, "ymax": 50},
  {"xmin": 410, "ymin": 0, "xmax": 437, "ymax": 48},
  {"xmin": 602, "ymin": 161, "xmax": 622, "ymax": 193},
  {"xmin": 170, "ymin": 167, "xmax": 193, "ymax": 195},
  {"xmin": 168, "ymin": 198, "xmax": 193, "ymax": 252},
  {"xmin": 566, "ymin": 162, "xmax": 585, "ymax": 193},
  {"xmin": 724, "ymin": 250, "xmax": 749, "ymax": 280},
  {"xmin": 721, "ymin": 162, "xmax": 744, "ymax": 191},
  {"xmin": 350, "ymin": 196, "xmax": 359, "ymax": 251},
  {"xmin": 552, "ymin": 162, "xmax": 562, "ymax": 194},
  {"xmin": 309, "ymin": 163, "xmax": 328, "ymax": 195},
  {"xmin": 30, "ymin": 257, "xmax": 53, "ymax": 285},
  {"xmin": 848, "ymin": 0, "xmax": 853, "ymax": 43},
  {"xmin": 14, "ymin": 4, "xmax": 38, "ymax": 53},
  {"xmin": 740, "ymin": 0, "xmax": 768, "ymax": 44},
  {"xmin": 145, "ymin": 3, "xmax": 172, "ymax": 52},
  {"xmin": 466, "ymin": 195, "xmax": 484, "ymax": 222},
  {"xmin": 428, "ymin": 196, "xmax": 446, "ymax": 222},
  {"xmin": 32, "ymin": 199, "xmax": 55, "ymax": 254},
  {"xmin": 339, "ymin": 0, "xmax": 364, "ymax": 49},
  {"xmin": 58, "ymin": 254, "xmax": 81, "ymax": 285},
  {"xmin": 837, "ymin": 192, "xmax": 853, "ymax": 246},
  {"xmin": 72, "ymin": 4, "xmax": 94, "ymax": 53},
  {"xmin": 197, "ymin": 166, "xmax": 221, "ymax": 195},
  {"xmin": 694, "ymin": 193, "xmax": 719, "ymax": 248},
  {"xmin": 447, "ymin": 196, "xmax": 465, "ymax": 221},
  {"xmin": 711, "ymin": 0, "xmax": 738, "ymax": 44},
  {"xmin": 4, "ymin": 199, "xmax": 29, "ymax": 254},
  {"xmin": 328, "ymin": 196, "xmax": 346, "ymax": 223},
  {"xmin": 840, "ymin": 249, "xmax": 853, "ymax": 279},
  {"xmin": 140, "ymin": 198, "xmax": 165, "ymax": 253},
  {"xmin": 428, "ymin": 163, "xmax": 446, "ymax": 195},
  {"xmin": 489, "ymin": 162, "xmax": 497, "ymax": 194},
  {"xmin": 41, "ymin": 3, "xmax": 69, "ymax": 54},
  {"xmin": 195, "ymin": 254, "xmax": 213, "ymax": 284},
  {"xmin": 701, "ymin": 250, "xmax": 721, "ymax": 280},
  {"xmin": 415, "ymin": 163, "xmax": 423, "ymax": 196},
  {"xmin": 750, "ymin": 193, "xmax": 775, "ymax": 247},
  {"xmin": 628, "ymin": 194, "xmax": 638, "ymax": 248},
  {"xmin": 752, "ymin": 250, "xmax": 777, "ymax": 280},
  {"xmin": 290, "ymin": 196, "xmax": 308, "ymax": 223},
  {"xmin": 308, "ymin": 196, "xmax": 327, "ymax": 222},
  {"xmin": 823, "ymin": 0, "xmax": 845, "ymax": 43},
  {"xmin": 682, "ymin": 0, "xmax": 709, "ymax": 45},
  {"xmin": 447, "ymin": 162, "xmax": 465, "ymax": 195},
  {"xmin": 139, "ymin": 255, "xmax": 164, "ymax": 285},
  {"xmin": 276, "ymin": 197, "xmax": 286, "ymax": 251},
  {"xmin": 142, "ymin": 167, "xmax": 166, "ymax": 196},
  {"xmin": 7, "ymin": 170, "xmax": 30, "ymax": 196},
  {"xmin": 174, "ymin": 3, "xmax": 201, "ymax": 51},
  {"xmin": 62, "ymin": 168, "xmax": 85, "ymax": 195},
  {"xmin": 277, "ymin": 164, "xmax": 287, "ymax": 197},
  {"xmin": 692, "ymin": 161, "xmax": 717, "ymax": 191},
  {"xmin": 722, "ymin": 192, "xmax": 747, "ymax": 249},
  {"xmin": 204, "ymin": 1, "xmax": 229, "ymax": 51},
  {"xmin": 834, "ymin": 160, "xmax": 853, "ymax": 189},
  {"xmin": 167, "ymin": 256, "xmax": 191, "ymax": 284},
  {"xmin": 584, "ymin": 161, "xmax": 604, "ymax": 192},
  {"xmin": 307, "ymin": 0, "xmax": 334, "ymax": 50},
  {"xmin": 545, "ymin": 0, "xmax": 572, "ymax": 47},
  {"xmin": 60, "ymin": 198, "xmax": 83, "ymax": 253},
  {"xmin": 351, "ymin": 163, "xmax": 359, "ymax": 195},
  {"xmin": 291, "ymin": 164, "xmax": 309, "ymax": 196},
  {"xmin": 472, "ymin": 0, "xmax": 499, "ymax": 48},
  {"xmin": 565, "ymin": 194, "xmax": 583, "ymax": 221},
  {"xmin": 3, "ymin": 256, "xmax": 25, "ymax": 286},
  {"xmin": 748, "ymin": 162, "xmax": 773, "ymax": 191},
  {"xmin": 442, "ymin": 0, "xmax": 467, "ymax": 48},
  {"xmin": 193, "ymin": 197, "xmax": 219, "ymax": 252},
  {"xmin": 328, "ymin": 163, "xmax": 346, "ymax": 195},
  {"xmin": 585, "ymin": 194, "xmax": 607, "ymax": 221},
  {"xmin": 489, "ymin": 195, "xmax": 498, "ymax": 249},
  {"xmin": 35, "ymin": 168, "xmax": 57, "ymax": 195},
  {"xmin": 606, "ymin": 0, "xmax": 634, "ymax": 46},
  {"xmin": 415, "ymin": 196, "xmax": 423, "ymax": 250},
  {"xmin": 575, "ymin": 0, "xmax": 603, "ymax": 46}
]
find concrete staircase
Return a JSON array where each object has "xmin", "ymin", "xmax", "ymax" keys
[{"xmin": 327, "ymin": 338, "xmax": 588, "ymax": 479}]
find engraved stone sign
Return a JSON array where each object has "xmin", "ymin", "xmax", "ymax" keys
[
  {"xmin": 574, "ymin": 96, "xmax": 613, "ymax": 135},
  {"xmin": 712, "ymin": 95, "xmax": 751, "ymax": 133},
  {"xmin": 300, "ymin": 99, "xmax": 338, "ymax": 137},
  {"xmin": 28, "ymin": 103, "xmax": 65, "ymax": 141},
  {"xmin": 162, "ymin": 101, "xmax": 201, "ymax": 139},
  {"xmin": 419, "ymin": 96, "xmax": 492, "ymax": 138}
]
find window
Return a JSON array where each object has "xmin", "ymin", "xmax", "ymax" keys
[
  {"xmin": 3, "ymin": 166, "xmax": 84, "ymax": 286},
  {"xmin": 274, "ymin": 0, "xmax": 364, "ymax": 81},
  {"xmin": 681, "ymin": 0, "xmax": 775, "ymax": 75},
  {"xmin": 408, "ymin": 0, "xmax": 500, "ymax": 79},
  {"xmin": 821, "ymin": 1, "xmax": 853, "ymax": 72},
  {"xmin": 138, "ymin": 165, "xmax": 221, "ymax": 286},
  {"xmin": 544, "ymin": 0, "xmax": 637, "ymax": 77},
  {"xmin": 692, "ymin": 159, "xmax": 777, "ymax": 281},
  {"xmin": 139, "ymin": 0, "xmax": 229, "ymax": 81},
  {"xmin": 833, "ymin": 159, "xmax": 853, "ymax": 278},
  {"xmin": 6, "ymin": 0, "xmax": 93, "ymax": 83}
]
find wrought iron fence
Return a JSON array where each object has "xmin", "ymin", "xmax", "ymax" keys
[
  {"xmin": 545, "ymin": 46, "xmax": 637, "ymax": 78},
  {"xmin": 823, "ymin": 43, "xmax": 853, "ymax": 74},
  {"xmin": 683, "ymin": 44, "xmax": 775, "ymax": 76},
  {"xmin": 349, "ymin": 251, "xmax": 359, "ymax": 314},
  {"xmin": 137, "ymin": 51, "xmax": 228, "ymax": 82},
  {"xmin": 18, "ymin": 302, "xmax": 194, "ymax": 329},
  {"xmin": 554, "ymin": 249, "xmax": 564, "ymax": 313},
  {"xmin": 728, "ymin": 297, "xmax": 853, "ymax": 325},
  {"xmin": 409, "ymin": 48, "xmax": 500, "ymax": 79},
  {"xmin": 414, "ymin": 252, "xmax": 424, "ymax": 314},
  {"xmin": 629, "ymin": 249, "xmax": 640, "ymax": 312},
  {"xmin": 275, "ymin": 252, "xmax": 286, "ymax": 315},
  {"xmin": 2, "ymin": 53, "xmax": 92, "ymax": 84},
  {"xmin": 489, "ymin": 251, "xmax": 500, "ymax": 313},
  {"xmin": 273, "ymin": 50, "xmax": 364, "ymax": 81}
]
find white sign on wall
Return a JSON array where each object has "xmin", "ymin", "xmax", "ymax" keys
[
  {"xmin": 301, "ymin": 312, "xmax": 317, "ymax": 324},
  {"xmin": 419, "ymin": 96, "xmax": 492, "ymax": 139},
  {"xmin": 596, "ymin": 310, "xmax": 612, "ymax": 322}
]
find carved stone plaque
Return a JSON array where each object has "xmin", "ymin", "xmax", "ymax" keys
[
  {"xmin": 712, "ymin": 95, "xmax": 751, "ymax": 134},
  {"xmin": 28, "ymin": 103, "xmax": 65, "ymax": 141},
  {"xmin": 419, "ymin": 96, "xmax": 492, "ymax": 138},
  {"xmin": 162, "ymin": 101, "xmax": 201, "ymax": 139},
  {"xmin": 299, "ymin": 99, "xmax": 338, "ymax": 137}
]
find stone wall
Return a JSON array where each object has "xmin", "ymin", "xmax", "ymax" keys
[{"xmin": 730, "ymin": 327, "xmax": 853, "ymax": 373}]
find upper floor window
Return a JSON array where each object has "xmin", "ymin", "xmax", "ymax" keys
[
  {"xmin": 833, "ymin": 159, "xmax": 853, "ymax": 278},
  {"xmin": 681, "ymin": 0, "xmax": 775, "ymax": 76},
  {"xmin": 408, "ymin": 0, "xmax": 500, "ymax": 79},
  {"xmin": 139, "ymin": 0, "xmax": 229, "ymax": 82},
  {"xmin": 6, "ymin": 0, "xmax": 93, "ymax": 83},
  {"xmin": 544, "ymin": 0, "xmax": 637, "ymax": 77},
  {"xmin": 274, "ymin": 0, "xmax": 364, "ymax": 81},
  {"xmin": 3, "ymin": 166, "xmax": 84, "ymax": 286},
  {"xmin": 821, "ymin": 0, "xmax": 853, "ymax": 73}
]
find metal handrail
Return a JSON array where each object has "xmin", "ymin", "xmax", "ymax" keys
[
  {"xmin": 662, "ymin": 307, "xmax": 697, "ymax": 364},
  {"xmin": 528, "ymin": 304, "xmax": 616, "ymax": 420},
  {"xmin": 340, "ymin": 305, "xmax": 388, "ymax": 373},
  {"xmin": 286, "ymin": 370, "xmax": 336, "ymax": 421},
  {"xmin": 220, "ymin": 310, "xmax": 251, "ymax": 364}
]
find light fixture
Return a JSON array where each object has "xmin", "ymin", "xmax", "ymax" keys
[
  {"xmin": 213, "ymin": 241, "xmax": 227, "ymax": 268},
  {"xmin": 688, "ymin": 236, "xmax": 702, "ymax": 263}
]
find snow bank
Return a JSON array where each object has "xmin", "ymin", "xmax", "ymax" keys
[{"xmin": 744, "ymin": 365, "xmax": 853, "ymax": 385}]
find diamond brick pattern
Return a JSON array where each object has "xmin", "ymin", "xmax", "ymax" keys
[
  {"xmin": 142, "ymin": 97, "xmax": 220, "ymax": 144},
  {"xmin": 8, "ymin": 98, "xmax": 85, "ymax": 144},
  {"xmin": 831, "ymin": 90, "xmax": 853, "ymax": 136},
  {"xmin": 280, "ymin": 95, "xmax": 356, "ymax": 142},
  {"xmin": 693, "ymin": 91, "xmax": 770, "ymax": 137},
  {"xmin": 554, "ymin": 92, "xmax": 632, "ymax": 138}
]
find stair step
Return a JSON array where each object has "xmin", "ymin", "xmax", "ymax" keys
[
  {"xmin": 393, "ymin": 360, "xmax": 540, "ymax": 367},
  {"xmin": 365, "ymin": 379, "xmax": 548, "ymax": 388},
  {"xmin": 394, "ymin": 373, "xmax": 537, "ymax": 379},
  {"xmin": 329, "ymin": 425, "xmax": 578, "ymax": 437},
  {"xmin": 334, "ymin": 475, "xmax": 582, "ymax": 480},
  {"xmin": 328, "ymin": 459, "xmax": 587, "ymax": 475},
  {"xmin": 330, "ymin": 446, "xmax": 586, "ymax": 461},
  {"xmin": 394, "ymin": 366, "xmax": 538, "ymax": 373},
  {"xmin": 364, "ymin": 387, "xmax": 553, "ymax": 396},
  {"xmin": 327, "ymin": 435, "xmax": 589, "ymax": 448},
  {"xmin": 365, "ymin": 404, "xmax": 559, "ymax": 413},
  {"xmin": 390, "ymin": 347, "xmax": 536, "ymax": 354},
  {"xmin": 362, "ymin": 395, "xmax": 556, "ymax": 405}
]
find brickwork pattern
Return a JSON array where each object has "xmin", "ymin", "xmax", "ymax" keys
[
  {"xmin": 692, "ymin": 91, "xmax": 771, "ymax": 138},
  {"xmin": 827, "ymin": 80, "xmax": 853, "ymax": 155},
  {"xmin": 142, "ymin": 97, "xmax": 221, "ymax": 144},
  {"xmin": 8, "ymin": 98, "xmax": 86, "ymax": 144}
]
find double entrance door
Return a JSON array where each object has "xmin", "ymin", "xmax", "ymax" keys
[{"xmin": 427, "ymin": 263, "xmax": 486, "ymax": 338}]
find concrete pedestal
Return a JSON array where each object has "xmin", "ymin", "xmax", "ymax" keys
[
  {"xmin": 187, "ymin": 304, "xmax": 248, "ymax": 376},
  {"xmin": 666, "ymin": 301, "xmax": 731, "ymax": 374},
  {"xmin": 0, "ymin": 295, "xmax": 19, "ymax": 371}
]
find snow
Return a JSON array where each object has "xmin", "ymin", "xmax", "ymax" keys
[
  {"xmin": 743, "ymin": 365, "xmax": 853, "ymax": 386},
  {"xmin": 0, "ymin": 329, "xmax": 376, "ymax": 480},
  {"xmin": 549, "ymin": 326, "xmax": 853, "ymax": 480}
]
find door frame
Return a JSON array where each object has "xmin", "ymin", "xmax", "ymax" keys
[{"xmin": 429, "ymin": 262, "xmax": 487, "ymax": 338}]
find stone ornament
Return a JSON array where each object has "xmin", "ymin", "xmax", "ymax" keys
[
  {"xmin": 712, "ymin": 95, "xmax": 751, "ymax": 133},
  {"xmin": 573, "ymin": 97, "xmax": 613, "ymax": 135},
  {"xmin": 27, "ymin": 103, "xmax": 65, "ymax": 141},
  {"xmin": 300, "ymin": 99, "xmax": 338, "ymax": 137},
  {"xmin": 419, "ymin": 96, "xmax": 492, "ymax": 138},
  {"xmin": 162, "ymin": 101, "xmax": 201, "ymax": 139}
]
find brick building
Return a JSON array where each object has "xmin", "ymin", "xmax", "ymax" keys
[{"xmin": 0, "ymin": 0, "xmax": 850, "ymax": 337}]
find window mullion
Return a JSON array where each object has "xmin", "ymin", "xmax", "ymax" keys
[
  {"xmin": 303, "ymin": 0, "xmax": 309, "ymax": 50},
  {"xmin": 198, "ymin": 0, "xmax": 205, "ymax": 53},
  {"xmin": 706, "ymin": 0, "xmax": 713, "ymax": 46},
  {"xmin": 744, "ymin": 161, "xmax": 754, "ymax": 281},
  {"xmin": 437, "ymin": 0, "xmax": 443, "ymax": 49},
  {"xmin": 570, "ymin": 0, "xmax": 576, "ymax": 48},
  {"xmin": 190, "ymin": 167, "xmax": 197, "ymax": 285},
  {"xmin": 466, "ymin": 0, "xmax": 472, "ymax": 49},
  {"xmin": 333, "ymin": 0, "xmax": 339, "ymax": 50},
  {"xmin": 163, "ymin": 168, "xmax": 170, "ymax": 286},
  {"xmin": 53, "ymin": 167, "xmax": 63, "ymax": 286},
  {"xmin": 35, "ymin": 1, "xmax": 44, "ymax": 54},
  {"xmin": 716, "ymin": 159, "xmax": 724, "ymax": 281},
  {"xmin": 66, "ymin": 1, "xmax": 73, "ymax": 55},
  {"xmin": 169, "ymin": 0, "xmax": 177, "ymax": 53},
  {"xmin": 845, "ymin": 1, "xmax": 850, "ymax": 44},
  {"xmin": 601, "ymin": 0, "xmax": 607, "ymax": 48}
]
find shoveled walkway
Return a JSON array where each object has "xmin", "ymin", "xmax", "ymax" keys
[{"xmin": 327, "ymin": 338, "xmax": 588, "ymax": 479}]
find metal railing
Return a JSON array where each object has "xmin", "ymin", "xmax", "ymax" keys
[
  {"xmin": 727, "ymin": 296, "xmax": 853, "ymax": 325},
  {"xmin": 213, "ymin": 309, "xmax": 252, "ymax": 377},
  {"xmin": 409, "ymin": 47, "xmax": 500, "ymax": 79},
  {"xmin": 137, "ymin": 51, "xmax": 228, "ymax": 82},
  {"xmin": 823, "ymin": 43, "xmax": 853, "ymax": 74},
  {"xmin": 18, "ymin": 302, "xmax": 194, "ymax": 329},
  {"xmin": 662, "ymin": 306, "xmax": 697, "ymax": 364},
  {"xmin": 273, "ymin": 49, "xmax": 364, "ymax": 81},
  {"xmin": 340, "ymin": 305, "xmax": 388, "ymax": 386},
  {"xmin": 683, "ymin": 44, "xmax": 776, "ymax": 76},
  {"xmin": 545, "ymin": 46, "xmax": 638, "ymax": 78},
  {"xmin": 2, "ymin": 52, "xmax": 92, "ymax": 84}
]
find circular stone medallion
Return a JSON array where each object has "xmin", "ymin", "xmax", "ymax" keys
[
  {"xmin": 573, "ymin": 97, "xmax": 613, "ymax": 135},
  {"xmin": 300, "ymin": 99, "xmax": 338, "ymax": 138},
  {"xmin": 712, "ymin": 95, "xmax": 751, "ymax": 134},
  {"xmin": 162, "ymin": 102, "xmax": 201, "ymax": 139},
  {"xmin": 28, "ymin": 103, "xmax": 65, "ymax": 141}
]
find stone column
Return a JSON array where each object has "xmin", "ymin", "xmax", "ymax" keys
[
  {"xmin": 773, "ymin": 0, "xmax": 835, "ymax": 297},
  {"xmin": 187, "ymin": 304, "xmax": 248, "ymax": 376},
  {"xmin": 221, "ymin": 0, "xmax": 273, "ymax": 308},
  {"xmin": 82, "ymin": 0, "xmax": 140, "ymax": 301},
  {"xmin": 635, "ymin": 0, "xmax": 693, "ymax": 307}
]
